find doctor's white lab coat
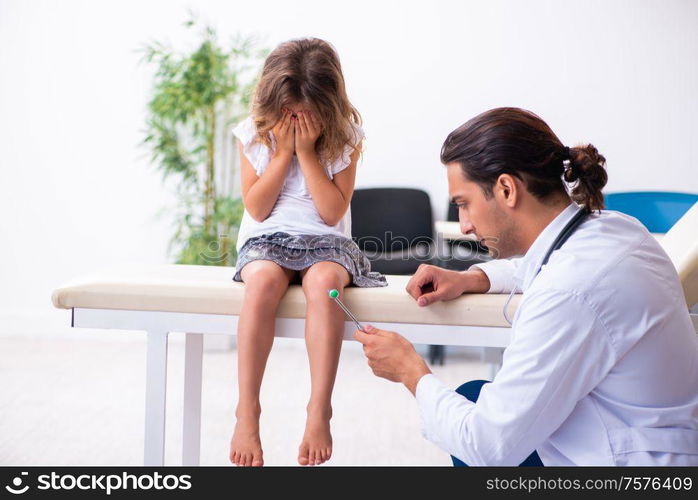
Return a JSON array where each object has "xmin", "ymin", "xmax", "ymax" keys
[{"xmin": 416, "ymin": 203, "xmax": 698, "ymax": 465}]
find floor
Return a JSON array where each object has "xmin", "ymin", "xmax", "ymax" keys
[{"xmin": 0, "ymin": 329, "xmax": 490, "ymax": 466}]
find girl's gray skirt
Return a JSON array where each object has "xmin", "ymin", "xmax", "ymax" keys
[{"xmin": 232, "ymin": 232, "xmax": 387, "ymax": 287}]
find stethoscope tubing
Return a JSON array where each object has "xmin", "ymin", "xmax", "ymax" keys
[{"xmin": 502, "ymin": 207, "xmax": 590, "ymax": 326}]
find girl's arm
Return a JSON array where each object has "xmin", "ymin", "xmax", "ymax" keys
[
  {"xmin": 240, "ymin": 111, "xmax": 295, "ymax": 222},
  {"xmin": 295, "ymin": 111, "xmax": 361, "ymax": 226}
]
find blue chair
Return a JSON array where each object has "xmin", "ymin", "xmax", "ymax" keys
[{"xmin": 604, "ymin": 192, "xmax": 698, "ymax": 233}]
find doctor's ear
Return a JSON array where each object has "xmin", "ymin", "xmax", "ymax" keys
[{"xmin": 494, "ymin": 174, "xmax": 519, "ymax": 208}]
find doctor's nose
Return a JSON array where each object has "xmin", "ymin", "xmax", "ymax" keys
[{"xmin": 460, "ymin": 220, "xmax": 475, "ymax": 236}]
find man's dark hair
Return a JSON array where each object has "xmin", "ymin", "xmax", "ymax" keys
[{"xmin": 440, "ymin": 107, "xmax": 608, "ymax": 212}]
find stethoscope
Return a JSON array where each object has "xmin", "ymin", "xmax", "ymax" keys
[{"xmin": 502, "ymin": 206, "xmax": 591, "ymax": 326}]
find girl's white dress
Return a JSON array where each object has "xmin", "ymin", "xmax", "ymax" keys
[
  {"xmin": 231, "ymin": 116, "xmax": 387, "ymax": 288},
  {"xmin": 232, "ymin": 116, "xmax": 363, "ymax": 254}
]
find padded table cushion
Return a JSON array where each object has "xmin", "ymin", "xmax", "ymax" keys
[{"xmin": 51, "ymin": 264, "xmax": 519, "ymax": 327}]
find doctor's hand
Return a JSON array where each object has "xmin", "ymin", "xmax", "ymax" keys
[
  {"xmin": 354, "ymin": 325, "xmax": 431, "ymax": 396},
  {"xmin": 406, "ymin": 264, "xmax": 491, "ymax": 307}
]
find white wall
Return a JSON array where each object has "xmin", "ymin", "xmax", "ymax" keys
[{"xmin": 1, "ymin": 0, "xmax": 697, "ymax": 331}]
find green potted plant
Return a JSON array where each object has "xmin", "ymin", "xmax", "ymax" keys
[{"xmin": 139, "ymin": 14, "xmax": 267, "ymax": 266}]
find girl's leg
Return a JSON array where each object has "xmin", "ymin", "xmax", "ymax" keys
[
  {"xmin": 230, "ymin": 260, "xmax": 295, "ymax": 467},
  {"xmin": 297, "ymin": 261, "xmax": 351, "ymax": 466}
]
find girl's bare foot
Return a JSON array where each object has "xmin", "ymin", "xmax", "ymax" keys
[
  {"xmin": 229, "ymin": 410, "xmax": 263, "ymax": 467},
  {"xmin": 298, "ymin": 406, "xmax": 333, "ymax": 466}
]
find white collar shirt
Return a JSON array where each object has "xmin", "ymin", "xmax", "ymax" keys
[{"xmin": 415, "ymin": 203, "xmax": 698, "ymax": 465}]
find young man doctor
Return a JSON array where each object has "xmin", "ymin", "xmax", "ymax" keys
[{"xmin": 355, "ymin": 107, "xmax": 698, "ymax": 466}]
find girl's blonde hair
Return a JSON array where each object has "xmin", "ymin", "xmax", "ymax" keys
[{"xmin": 250, "ymin": 38, "xmax": 362, "ymax": 166}]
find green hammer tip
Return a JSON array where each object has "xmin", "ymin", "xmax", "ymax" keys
[{"xmin": 329, "ymin": 289, "xmax": 339, "ymax": 299}]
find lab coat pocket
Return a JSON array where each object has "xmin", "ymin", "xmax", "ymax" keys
[{"xmin": 608, "ymin": 426, "xmax": 698, "ymax": 458}]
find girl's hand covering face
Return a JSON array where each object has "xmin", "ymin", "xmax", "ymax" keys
[
  {"xmin": 295, "ymin": 111, "xmax": 323, "ymax": 155},
  {"xmin": 272, "ymin": 109, "xmax": 296, "ymax": 155}
]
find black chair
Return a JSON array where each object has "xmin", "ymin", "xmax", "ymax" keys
[
  {"xmin": 351, "ymin": 188, "xmax": 434, "ymax": 275},
  {"xmin": 351, "ymin": 188, "xmax": 445, "ymax": 365}
]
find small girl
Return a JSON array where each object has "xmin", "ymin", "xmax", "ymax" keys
[{"xmin": 229, "ymin": 38, "xmax": 386, "ymax": 467}]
